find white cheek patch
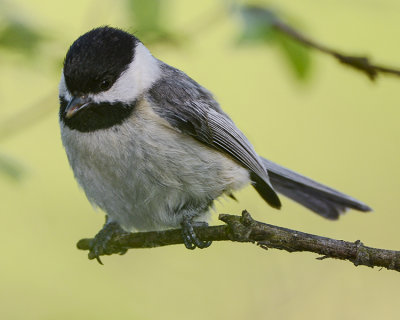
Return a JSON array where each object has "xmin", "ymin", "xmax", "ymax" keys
[
  {"xmin": 90, "ymin": 43, "xmax": 162, "ymax": 104},
  {"xmin": 59, "ymin": 73, "xmax": 72, "ymax": 101}
]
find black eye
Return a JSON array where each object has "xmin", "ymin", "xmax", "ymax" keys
[{"xmin": 100, "ymin": 78, "xmax": 112, "ymax": 91}]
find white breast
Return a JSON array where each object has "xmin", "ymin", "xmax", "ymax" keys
[{"xmin": 60, "ymin": 99, "xmax": 250, "ymax": 231}]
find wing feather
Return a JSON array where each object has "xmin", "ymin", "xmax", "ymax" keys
[{"xmin": 148, "ymin": 64, "xmax": 281, "ymax": 208}]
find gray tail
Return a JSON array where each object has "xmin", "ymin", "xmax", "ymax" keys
[{"xmin": 261, "ymin": 157, "xmax": 372, "ymax": 220}]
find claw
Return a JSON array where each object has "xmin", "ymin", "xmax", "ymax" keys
[
  {"xmin": 88, "ymin": 221, "xmax": 127, "ymax": 264},
  {"xmin": 181, "ymin": 219, "xmax": 212, "ymax": 250}
]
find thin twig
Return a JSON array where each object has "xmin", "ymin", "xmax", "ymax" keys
[
  {"xmin": 77, "ymin": 210, "xmax": 400, "ymax": 272},
  {"xmin": 272, "ymin": 19, "xmax": 400, "ymax": 80}
]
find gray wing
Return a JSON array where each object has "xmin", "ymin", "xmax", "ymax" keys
[{"xmin": 148, "ymin": 64, "xmax": 281, "ymax": 209}]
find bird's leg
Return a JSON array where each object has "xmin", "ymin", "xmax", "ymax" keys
[
  {"xmin": 88, "ymin": 219, "xmax": 129, "ymax": 264},
  {"xmin": 181, "ymin": 217, "xmax": 212, "ymax": 250}
]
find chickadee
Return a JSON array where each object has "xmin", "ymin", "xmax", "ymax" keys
[{"xmin": 59, "ymin": 26, "xmax": 371, "ymax": 261}]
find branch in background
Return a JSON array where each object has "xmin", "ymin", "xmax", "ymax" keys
[
  {"xmin": 272, "ymin": 19, "xmax": 400, "ymax": 80},
  {"xmin": 238, "ymin": 5, "xmax": 400, "ymax": 81},
  {"xmin": 77, "ymin": 210, "xmax": 400, "ymax": 272}
]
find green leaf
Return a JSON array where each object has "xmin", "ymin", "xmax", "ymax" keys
[
  {"xmin": 0, "ymin": 152, "xmax": 25, "ymax": 181},
  {"xmin": 127, "ymin": 0, "xmax": 162, "ymax": 32},
  {"xmin": 275, "ymin": 31, "xmax": 312, "ymax": 80},
  {"xmin": 236, "ymin": 4, "xmax": 312, "ymax": 80},
  {"xmin": 237, "ymin": 5, "xmax": 278, "ymax": 44},
  {"xmin": 0, "ymin": 19, "xmax": 44, "ymax": 54},
  {"xmin": 126, "ymin": 0, "xmax": 179, "ymax": 45}
]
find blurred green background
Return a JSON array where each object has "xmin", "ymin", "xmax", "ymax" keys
[{"xmin": 1, "ymin": 0, "xmax": 400, "ymax": 319}]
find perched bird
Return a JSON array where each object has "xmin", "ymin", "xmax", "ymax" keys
[{"xmin": 59, "ymin": 26, "xmax": 371, "ymax": 262}]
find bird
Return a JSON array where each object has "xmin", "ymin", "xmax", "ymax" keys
[{"xmin": 59, "ymin": 26, "xmax": 371, "ymax": 262}]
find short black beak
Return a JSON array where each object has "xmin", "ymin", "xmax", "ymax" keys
[{"xmin": 64, "ymin": 96, "xmax": 92, "ymax": 119}]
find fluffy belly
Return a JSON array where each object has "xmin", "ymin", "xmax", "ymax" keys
[{"xmin": 60, "ymin": 103, "xmax": 250, "ymax": 231}]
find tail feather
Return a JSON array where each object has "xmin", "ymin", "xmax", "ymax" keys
[
  {"xmin": 260, "ymin": 157, "xmax": 372, "ymax": 220},
  {"xmin": 250, "ymin": 172, "xmax": 282, "ymax": 209}
]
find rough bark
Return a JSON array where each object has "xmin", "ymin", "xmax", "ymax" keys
[{"xmin": 77, "ymin": 210, "xmax": 400, "ymax": 272}]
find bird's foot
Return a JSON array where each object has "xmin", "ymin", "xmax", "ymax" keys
[
  {"xmin": 181, "ymin": 218, "xmax": 212, "ymax": 250},
  {"xmin": 88, "ymin": 221, "xmax": 128, "ymax": 264}
]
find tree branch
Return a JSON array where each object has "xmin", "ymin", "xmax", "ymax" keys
[
  {"xmin": 272, "ymin": 19, "xmax": 400, "ymax": 80},
  {"xmin": 77, "ymin": 210, "xmax": 400, "ymax": 272}
]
